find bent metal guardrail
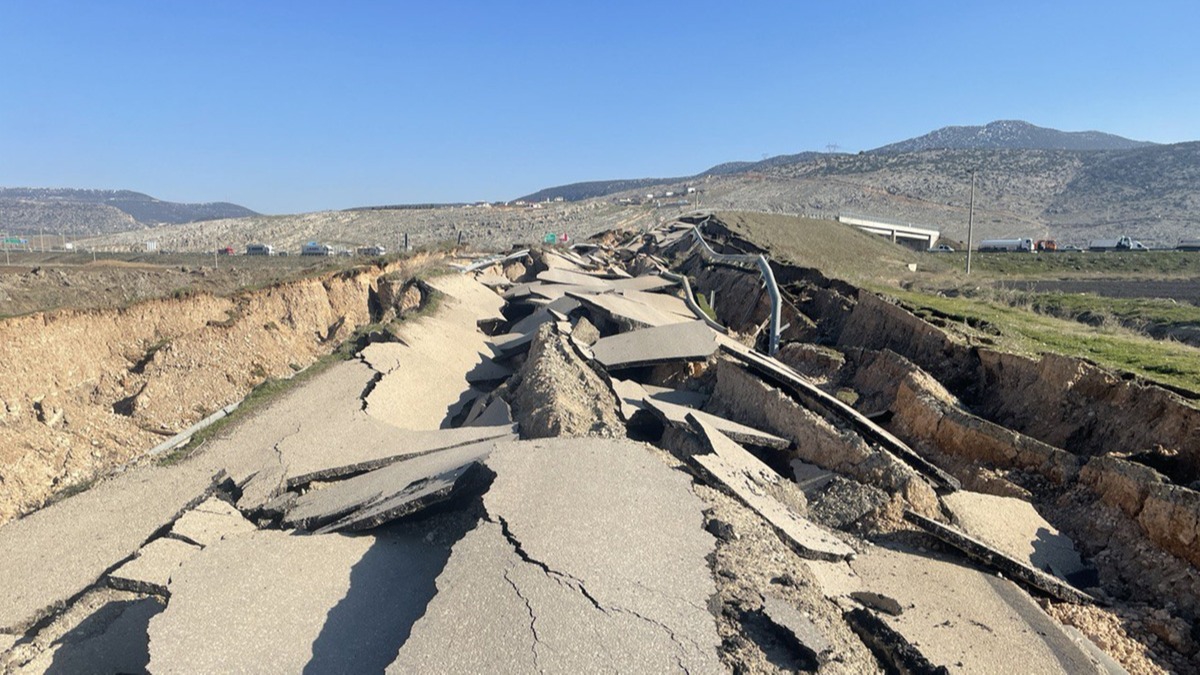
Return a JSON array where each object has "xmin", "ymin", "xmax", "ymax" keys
[{"xmin": 686, "ymin": 222, "xmax": 782, "ymax": 356}]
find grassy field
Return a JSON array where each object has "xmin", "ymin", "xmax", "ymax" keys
[
  {"xmin": 709, "ymin": 211, "xmax": 951, "ymax": 282},
  {"xmin": 928, "ymin": 249, "xmax": 1200, "ymax": 278},
  {"xmin": 883, "ymin": 286, "xmax": 1200, "ymax": 393}
]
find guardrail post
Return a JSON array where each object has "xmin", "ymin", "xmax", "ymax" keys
[
  {"xmin": 756, "ymin": 255, "xmax": 782, "ymax": 356},
  {"xmin": 687, "ymin": 225, "xmax": 782, "ymax": 356}
]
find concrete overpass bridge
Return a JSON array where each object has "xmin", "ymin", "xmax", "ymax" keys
[{"xmin": 837, "ymin": 214, "xmax": 940, "ymax": 250}]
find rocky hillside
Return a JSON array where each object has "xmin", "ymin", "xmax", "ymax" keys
[
  {"xmin": 518, "ymin": 121, "xmax": 1198, "ymax": 244},
  {"xmin": 83, "ymin": 200, "xmax": 666, "ymax": 254},
  {"xmin": 868, "ymin": 120, "xmax": 1156, "ymax": 153},
  {"xmin": 0, "ymin": 188, "xmax": 257, "ymax": 236}
]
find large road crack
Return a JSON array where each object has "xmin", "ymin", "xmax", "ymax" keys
[
  {"xmin": 493, "ymin": 515, "xmax": 696, "ymax": 673},
  {"xmin": 353, "ymin": 353, "xmax": 387, "ymax": 412}
]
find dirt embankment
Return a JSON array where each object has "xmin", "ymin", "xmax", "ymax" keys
[
  {"xmin": 840, "ymin": 292, "xmax": 1200, "ymax": 485},
  {"xmin": 0, "ymin": 254, "xmax": 440, "ymax": 525}
]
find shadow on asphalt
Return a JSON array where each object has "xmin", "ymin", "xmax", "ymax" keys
[{"xmin": 304, "ymin": 505, "xmax": 480, "ymax": 674}]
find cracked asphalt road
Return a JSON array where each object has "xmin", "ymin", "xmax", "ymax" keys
[{"xmin": 389, "ymin": 438, "xmax": 724, "ymax": 673}]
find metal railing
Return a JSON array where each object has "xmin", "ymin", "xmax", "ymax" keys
[{"xmin": 686, "ymin": 222, "xmax": 782, "ymax": 356}]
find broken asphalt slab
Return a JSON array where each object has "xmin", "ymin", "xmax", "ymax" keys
[
  {"xmin": 281, "ymin": 439, "xmax": 493, "ymax": 532},
  {"xmin": 317, "ymin": 463, "xmax": 486, "ymax": 534},
  {"xmin": 688, "ymin": 415, "xmax": 855, "ymax": 561},
  {"xmin": 807, "ymin": 543, "xmax": 1107, "ymax": 673},
  {"xmin": 0, "ymin": 466, "xmax": 226, "ymax": 634},
  {"xmin": 591, "ymin": 319, "xmax": 719, "ymax": 369},
  {"xmin": 463, "ymin": 396, "xmax": 512, "ymax": 427},
  {"xmin": 942, "ymin": 490, "xmax": 1090, "ymax": 584},
  {"xmin": 385, "ymin": 521, "xmax": 543, "ymax": 673},
  {"xmin": 107, "ymin": 537, "xmax": 201, "ymax": 596},
  {"xmin": 275, "ymin": 417, "xmax": 515, "ymax": 487},
  {"xmin": 390, "ymin": 438, "xmax": 723, "ymax": 673},
  {"xmin": 362, "ymin": 275, "xmax": 507, "ymax": 429},
  {"xmin": 761, "ymin": 594, "xmax": 834, "ymax": 667},
  {"xmin": 148, "ymin": 529, "xmax": 451, "ymax": 674},
  {"xmin": 644, "ymin": 396, "xmax": 790, "ymax": 449},
  {"xmin": 904, "ymin": 510, "xmax": 1097, "ymax": 604},
  {"xmin": 567, "ymin": 290, "xmax": 694, "ymax": 329},
  {"xmin": 9, "ymin": 594, "xmax": 163, "ymax": 675},
  {"xmin": 806, "ymin": 542, "xmax": 1104, "ymax": 667},
  {"xmin": 610, "ymin": 378, "xmax": 709, "ymax": 422},
  {"xmin": 168, "ymin": 497, "xmax": 257, "ymax": 548},
  {"xmin": 536, "ymin": 267, "xmax": 613, "ymax": 288}
]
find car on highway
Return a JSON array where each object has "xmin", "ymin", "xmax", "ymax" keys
[{"xmin": 928, "ymin": 244, "xmax": 955, "ymax": 252}]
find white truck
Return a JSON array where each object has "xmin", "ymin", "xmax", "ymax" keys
[
  {"xmin": 977, "ymin": 238, "xmax": 1034, "ymax": 252},
  {"xmin": 301, "ymin": 242, "xmax": 334, "ymax": 256}
]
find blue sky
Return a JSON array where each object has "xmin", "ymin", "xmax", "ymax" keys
[{"xmin": 2, "ymin": 1, "xmax": 1197, "ymax": 213}]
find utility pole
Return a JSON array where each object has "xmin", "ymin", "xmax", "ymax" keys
[{"xmin": 966, "ymin": 169, "xmax": 976, "ymax": 275}]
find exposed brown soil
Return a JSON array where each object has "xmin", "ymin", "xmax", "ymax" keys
[
  {"xmin": 1001, "ymin": 277, "xmax": 1200, "ymax": 305},
  {"xmin": 0, "ymin": 253, "xmax": 442, "ymax": 525},
  {"xmin": 508, "ymin": 324, "xmax": 623, "ymax": 439}
]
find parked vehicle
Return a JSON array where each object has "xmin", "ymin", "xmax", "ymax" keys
[
  {"xmin": 977, "ymin": 238, "xmax": 1034, "ymax": 252},
  {"xmin": 356, "ymin": 245, "xmax": 386, "ymax": 256},
  {"xmin": 1090, "ymin": 236, "xmax": 1148, "ymax": 252},
  {"xmin": 301, "ymin": 242, "xmax": 334, "ymax": 256},
  {"xmin": 928, "ymin": 244, "xmax": 955, "ymax": 253},
  {"xmin": 1035, "ymin": 239, "xmax": 1058, "ymax": 252},
  {"xmin": 245, "ymin": 243, "xmax": 274, "ymax": 256}
]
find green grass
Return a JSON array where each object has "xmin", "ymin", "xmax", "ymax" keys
[
  {"xmin": 934, "ymin": 250, "xmax": 1200, "ymax": 278},
  {"xmin": 1026, "ymin": 291, "xmax": 1200, "ymax": 327},
  {"xmin": 694, "ymin": 289, "xmax": 718, "ymax": 321},
  {"xmin": 708, "ymin": 211, "xmax": 950, "ymax": 282},
  {"xmin": 883, "ymin": 287, "xmax": 1200, "ymax": 393},
  {"xmin": 42, "ymin": 476, "xmax": 101, "ymax": 507}
]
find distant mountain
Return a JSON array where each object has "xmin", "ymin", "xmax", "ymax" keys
[
  {"xmin": 518, "ymin": 121, "xmax": 1160, "ymax": 203},
  {"xmin": 513, "ymin": 119, "xmax": 1198, "ymax": 244},
  {"xmin": 516, "ymin": 152, "xmax": 829, "ymax": 203},
  {"xmin": 519, "ymin": 177, "xmax": 685, "ymax": 204},
  {"xmin": 868, "ymin": 120, "xmax": 1156, "ymax": 154},
  {"xmin": 0, "ymin": 188, "xmax": 257, "ymax": 236}
]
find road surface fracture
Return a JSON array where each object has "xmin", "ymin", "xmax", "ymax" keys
[{"xmin": 0, "ymin": 231, "xmax": 1158, "ymax": 673}]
